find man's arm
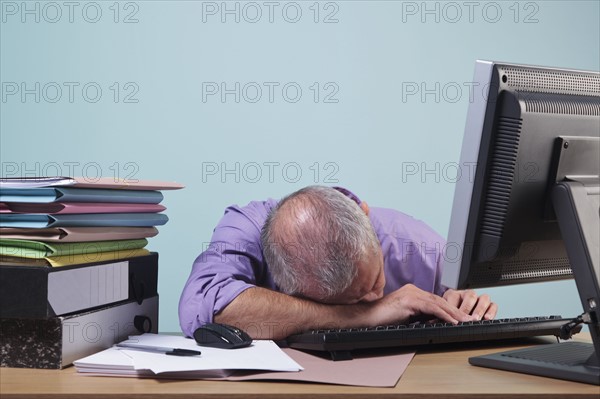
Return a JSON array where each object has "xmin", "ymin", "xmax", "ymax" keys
[
  {"xmin": 216, "ymin": 284, "xmax": 477, "ymax": 340},
  {"xmin": 178, "ymin": 201, "xmax": 274, "ymax": 337}
]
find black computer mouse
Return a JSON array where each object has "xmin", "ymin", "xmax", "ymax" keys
[{"xmin": 193, "ymin": 323, "xmax": 253, "ymax": 349}]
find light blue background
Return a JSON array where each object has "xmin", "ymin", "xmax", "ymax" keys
[{"xmin": 1, "ymin": 0, "xmax": 599, "ymax": 332}]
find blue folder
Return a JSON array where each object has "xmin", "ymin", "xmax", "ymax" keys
[
  {"xmin": 0, "ymin": 187, "xmax": 163, "ymax": 204},
  {"xmin": 0, "ymin": 213, "xmax": 169, "ymax": 228}
]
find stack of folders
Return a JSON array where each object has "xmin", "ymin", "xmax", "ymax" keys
[{"xmin": 0, "ymin": 177, "xmax": 183, "ymax": 369}]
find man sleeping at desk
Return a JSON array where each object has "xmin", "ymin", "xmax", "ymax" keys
[{"xmin": 179, "ymin": 186, "xmax": 497, "ymax": 340}]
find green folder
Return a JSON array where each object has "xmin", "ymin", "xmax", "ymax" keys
[
  {"xmin": 0, "ymin": 249, "xmax": 151, "ymax": 267},
  {"xmin": 0, "ymin": 238, "xmax": 148, "ymax": 259}
]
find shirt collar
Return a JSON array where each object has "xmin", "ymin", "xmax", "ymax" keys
[{"xmin": 332, "ymin": 186, "xmax": 362, "ymax": 206}]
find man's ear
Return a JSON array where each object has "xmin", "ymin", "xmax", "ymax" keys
[{"xmin": 360, "ymin": 201, "xmax": 370, "ymax": 216}]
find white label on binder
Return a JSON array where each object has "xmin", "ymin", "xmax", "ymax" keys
[{"xmin": 48, "ymin": 261, "xmax": 129, "ymax": 315}]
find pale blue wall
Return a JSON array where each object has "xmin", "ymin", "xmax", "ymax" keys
[{"xmin": 1, "ymin": 1, "xmax": 598, "ymax": 332}]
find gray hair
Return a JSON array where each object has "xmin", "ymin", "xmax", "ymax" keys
[{"xmin": 260, "ymin": 186, "xmax": 380, "ymax": 300}]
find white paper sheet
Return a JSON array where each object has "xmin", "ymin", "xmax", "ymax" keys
[{"xmin": 74, "ymin": 333, "xmax": 302, "ymax": 376}]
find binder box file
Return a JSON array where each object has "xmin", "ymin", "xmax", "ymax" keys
[
  {"xmin": 0, "ymin": 253, "xmax": 158, "ymax": 318},
  {"xmin": 0, "ymin": 295, "xmax": 158, "ymax": 369}
]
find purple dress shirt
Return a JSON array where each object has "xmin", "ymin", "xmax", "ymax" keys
[{"xmin": 179, "ymin": 198, "xmax": 447, "ymax": 337}]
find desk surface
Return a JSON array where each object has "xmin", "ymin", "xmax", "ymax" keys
[{"xmin": 1, "ymin": 334, "xmax": 597, "ymax": 399}]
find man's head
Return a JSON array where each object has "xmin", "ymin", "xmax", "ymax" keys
[{"xmin": 261, "ymin": 186, "xmax": 385, "ymax": 304}]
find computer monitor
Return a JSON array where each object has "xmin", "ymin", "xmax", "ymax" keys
[{"xmin": 441, "ymin": 60, "xmax": 600, "ymax": 385}]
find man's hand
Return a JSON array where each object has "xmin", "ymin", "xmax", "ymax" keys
[
  {"xmin": 442, "ymin": 289, "xmax": 497, "ymax": 320},
  {"xmin": 362, "ymin": 284, "xmax": 478, "ymax": 326}
]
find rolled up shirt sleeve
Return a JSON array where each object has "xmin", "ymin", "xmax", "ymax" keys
[{"xmin": 178, "ymin": 200, "xmax": 276, "ymax": 337}]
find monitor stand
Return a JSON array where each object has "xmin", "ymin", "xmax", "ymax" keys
[
  {"xmin": 470, "ymin": 136, "xmax": 600, "ymax": 385},
  {"xmin": 469, "ymin": 339, "xmax": 599, "ymax": 385}
]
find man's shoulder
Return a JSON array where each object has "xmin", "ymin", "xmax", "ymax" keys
[
  {"xmin": 369, "ymin": 206, "xmax": 425, "ymax": 229},
  {"xmin": 369, "ymin": 206, "xmax": 445, "ymax": 244},
  {"xmin": 220, "ymin": 198, "xmax": 279, "ymax": 231}
]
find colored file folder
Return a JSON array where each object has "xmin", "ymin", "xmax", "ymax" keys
[
  {"xmin": 0, "ymin": 176, "xmax": 184, "ymax": 190},
  {"xmin": 0, "ymin": 238, "xmax": 148, "ymax": 258},
  {"xmin": 0, "ymin": 213, "xmax": 168, "ymax": 228},
  {"xmin": 0, "ymin": 227, "xmax": 158, "ymax": 242},
  {"xmin": 0, "ymin": 176, "xmax": 74, "ymax": 189},
  {"xmin": 0, "ymin": 188, "xmax": 164, "ymax": 204},
  {"xmin": 0, "ymin": 202, "xmax": 166, "ymax": 214},
  {"xmin": 0, "ymin": 248, "xmax": 150, "ymax": 267}
]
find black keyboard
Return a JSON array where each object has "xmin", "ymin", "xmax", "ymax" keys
[{"xmin": 286, "ymin": 316, "xmax": 581, "ymax": 360}]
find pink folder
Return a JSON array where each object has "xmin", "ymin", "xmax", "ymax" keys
[
  {"xmin": 228, "ymin": 347, "xmax": 415, "ymax": 387},
  {"xmin": 0, "ymin": 177, "xmax": 184, "ymax": 190},
  {"xmin": 0, "ymin": 202, "xmax": 166, "ymax": 214},
  {"xmin": 71, "ymin": 177, "xmax": 184, "ymax": 190}
]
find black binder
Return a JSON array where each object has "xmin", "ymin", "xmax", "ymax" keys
[{"xmin": 0, "ymin": 253, "xmax": 158, "ymax": 318}]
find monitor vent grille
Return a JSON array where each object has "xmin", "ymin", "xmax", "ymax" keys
[
  {"xmin": 502, "ymin": 66, "xmax": 600, "ymax": 96},
  {"xmin": 480, "ymin": 116, "xmax": 522, "ymax": 238},
  {"xmin": 499, "ymin": 258, "xmax": 572, "ymax": 282},
  {"xmin": 524, "ymin": 97, "xmax": 600, "ymax": 115},
  {"xmin": 470, "ymin": 257, "xmax": 572, "ymax": 286}
]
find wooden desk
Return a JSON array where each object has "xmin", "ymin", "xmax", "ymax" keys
[{"xmin": 1, "ymin": 335, "xmax": 597, "ymax": 399}]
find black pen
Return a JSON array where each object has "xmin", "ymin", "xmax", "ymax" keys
[{"xmin": 116, "ymin": 342, "xmax": 201, "ymax": 356}]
